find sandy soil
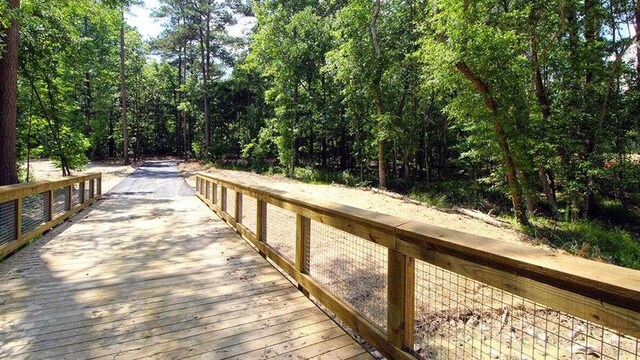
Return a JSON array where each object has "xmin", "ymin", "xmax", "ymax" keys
[
  {"xmin": 25, "ymin": 159, "xmax": 138, "ymax": 194},
  {"xmin": 178, "ymin": 161, "xmax": 555, "ymax": 252}
]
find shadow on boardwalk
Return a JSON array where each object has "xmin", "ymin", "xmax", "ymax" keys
[{"xmin": 0, "ymin": 162, "xmax": 370, "ymax": 360}]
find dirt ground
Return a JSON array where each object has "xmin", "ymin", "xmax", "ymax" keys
[
  {"xmin": 178, "ymin": 161, "xmax": 555, "ymax": 252},
  {"xmin": 25, "ymin": 159, "xmax": 137, "ymax": 194}
]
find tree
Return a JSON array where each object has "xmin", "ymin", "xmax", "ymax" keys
[
  {"xmin": 0, "ymin": 0, "xmax": 20, "ymax": 185},
  {"xmin": 120, "ymin": 9, "xmax": 130, "ymax": 164}
]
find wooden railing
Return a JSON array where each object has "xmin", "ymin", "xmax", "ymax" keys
[
  {"xmin": 195, "ymin": 172, "xmax": 640, "ymax": 360},
  {"xmin": 0, "ymin": 173, "xmax": 102, "ymax": 260}
]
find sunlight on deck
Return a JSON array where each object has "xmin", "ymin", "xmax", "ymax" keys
[{"xmin": 0, "ymin": 194, "xmax": 370, "ymax": 359}]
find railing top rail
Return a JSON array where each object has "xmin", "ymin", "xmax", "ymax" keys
[
  {"xmin": 0, "ymin": 173, "xmax": 102, "ymax": 203},
  {"xmin": 196, "ymin": 172, "xmax": 640, "ymax": 314}
]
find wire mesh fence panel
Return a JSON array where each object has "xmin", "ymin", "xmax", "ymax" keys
[
  {"xmin": 413, "ymin": 260, "xmax": 640, "ymax": 360},
  {"xmin": 72, "ymin": 184, "xmax": 80, "ymax": 207},
  {"xmin": 264, "ymin": 204, "xmax": 296, "ymax": 262},
  {"xmin": 84, "ymin": 181, "xmax": 91, "ymax": 201},
  {"xmin": 309, "ymin": 220, "xmax": 388, "ymax": 331},
  {"xmin": 0, "ymin": 201, "xmax": 16, "ymax": 246},
  {"xmin": 212, "ymin": 184, "xmax": 218, "ymax": 206},
  {"xmin": 205, "ymin": 181, "xmax": 211, "ymax": 201},
  {"xmin": 240, "ymin": 195, "xmax": 257, "ymax": 234},
  {"xmin": 225, "ymin": 189, "xmax": 236, "ymax": 218},
  {"xmin": 21, "ymin": 193, "xmax": 48, "ymax": 235},
  {"xmin": 53, "ymin": 187, "xmax": 69, "ymax": 218}
]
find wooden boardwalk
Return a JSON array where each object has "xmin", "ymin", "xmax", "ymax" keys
[{"xmin": 0, "ymin": 179, "xmax": 371, "ymax": 359}]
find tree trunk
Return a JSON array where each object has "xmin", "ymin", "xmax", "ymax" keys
[
  {"xmin": 0, "ymin": 0, "xmax": 20, "ymax": 185},
  {"xmin": 371, "ymin": 0, "xmax": 386, "ymax": 189},
  {"xmin": 321, "ymin": 139, "xmax": 328, "ymax": 168},
  {"xmin": 402, "ymin": 151, "xmax": 411, "ymax": 180},
  {"xmin": 175, "ymin": 48, "xmax": 183, "ymax": 156},
  {"xmin": 530, "ymin": 33, "xmax": 561, "ymax": 219},
  {"xmin": 182, "ymin": 46, "xmax": 188, "ymax": 158},
  {"xmin": 199, "ymin": 27, "xmax": 210, "ymax": 157},
  {"xmin": 135, "ymin": 96, "xmax": 141, "ymax": 161},
  {"xmin": 455, "ymin": 62, "xmax": 529, "ymax": 226},
  {"xmin": 636, "ymin": 0, "xmax": 640, "ymax": 91},
  {"xmin": 108, "ymin": 107, "xmax": 115, "ymax": 157},
  {"xmin": 339, "ymin": 125, "xmax": 347, "ymax": 170},
  {"xmin": 120, "ymin": 11, "xmax": 130, "ymax": 165},
  {"xmin": 291, "ymin": 82, "xmax": 300, "ymax": 174}
]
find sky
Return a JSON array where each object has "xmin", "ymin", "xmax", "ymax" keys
[
  {"xmin": 124, "ymin": 0, "xmax": 255, "ymax": 40},
  {"xmin": 125, "ymin": 0, "xmax": 163, "ymax": 40}
]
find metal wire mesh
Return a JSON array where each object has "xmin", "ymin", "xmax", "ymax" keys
[
  {"xmin": 21, "ymin": 193, "xmax": 48, "ymax": 235},
  {"xmin": 309, "ymin": 220, "xmax": 388, "ymax": 330},
  {"xmin": 212, "ymin": 183, "xmax": 218, "ymax": 206},
  {"xmin": 0, "ymin": 200, "xmax": 16, "ymax": 246},
  {"xmin": 84, "ymin": 181, "xmax": 91, "ymax": 201},
  {"xmin": 240, "ymin": 195, "xmax": 257, "ymax": 234},
  {"xmin": 205, "ymin": 181, "xmax": 211, "ymax": 201},
  {"xmin": 225, "ymin": 189, "xmax": 236, "ymax": 218},
  {"xmin": 53, "ymin": 187, "xmax": 69, "ymax": 218},
  {"xmin": 72, "ymin": 184, "xmax": 80, "ymax": 207},
  {"xmin": 264, "ymin": 204, "xmax": 296, "ymax": 262},
  {"xmin": 413, "ymin": 260, "xmax": 640, "ymax": 360}
]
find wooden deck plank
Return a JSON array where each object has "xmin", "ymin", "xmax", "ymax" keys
[
  {"xmin": 1, "ymin": 290, "xmax": 308, "ymax": 352},
  {"xmin": 1, "ymin": 267, "xmax": 286, "ymax": 311},
  {"xmin": 308, "ymin": 343, "xmax": 371, "ymax": 359},
  {"xmin": 271, "ymin": 334, "xmax": 359, "ymax": 359},
  {"xmin": 223, "ymin": 325, "xmax": 350, "ymax": 359},
  {"xmin": 133, "ymin": 317, "xmax": 338, "ymax": 360},
  {"xmin": 1, "ymin": 287, "xmax": 299, "ymax": 342},
  {"xmin": 0, "ymin": 192, "xmax": 369, "ymax": 360},
  {"xmin": 0, "ymin": 276, "xmax": 291, "ymax": 328}
]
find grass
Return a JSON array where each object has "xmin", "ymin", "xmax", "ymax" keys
[{"xmin": 525, "ymin": 218, "xmax": 640, "ymax": 270}]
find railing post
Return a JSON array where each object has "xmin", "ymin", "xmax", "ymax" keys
[
  {"xmin": 15, "ymin": 198, "xmax": 22, "ymax": 241},
  {"xmin": 213, "ymin": 183, "xmax": 218, "ymax": 206},
  {"xmin": 387, "ymin": 250, "xmax": 415, "ymax": 351},
  {"xmin": 296, "ymin": 214, "xmax": 311, "ymax": 297},
  {"xmin": 48, "ymin": 190, "xmax": 54, "ymax": 221},
  {"xmin": 235, "ymin": 192, "xmax": 242, "ymax": 221},
  {"xmin": 221, "ymin": 187, "xmax": 227, "ymax": 213},
  {"xmin": 67, "ymin": 185, "xmax": 73, "ymax": 211},
  {"xmin": 196, "ymin": 177, "xmax": 200, "ymax": 195},
  {"xmin": 89, "ymin": 180, "xmax": 95, "ymax": 199},
  {"xmin": 80, "ymin": 182, "xmax": 85, "ymax": 204},
  {"xmin": 256, "ymin": 199, "xmax": 267, "ymax": 259},
  {"xmin": 96, "ymin": 176, "xmax": 102, "ymax": 197}
]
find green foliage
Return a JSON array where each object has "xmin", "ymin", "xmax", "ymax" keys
[
  {"xmin": 529, "ymin": 219, "xmax": 640, "ymax": 270},
  {"xmin": 12, "ymin": 0, "xmax": 640, "ymax": 268},
  {"xmin": 293, "ymin": 167, "xmax": 368, "ymax": 187}
]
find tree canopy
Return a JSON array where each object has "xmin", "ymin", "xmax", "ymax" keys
[{"xmin": 2, "ymin": 0, "xmax": 640, "ymax": 266}]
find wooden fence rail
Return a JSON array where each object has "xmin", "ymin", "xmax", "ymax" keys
[
  {"xmin": 0, "ymin": 173, "xmax": 102, "ymax": 260},
  {"xmin": 195, "ymin": 172, "xmax": 640, "ymax": 360}
]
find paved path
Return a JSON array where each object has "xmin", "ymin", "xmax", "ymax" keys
[{"xmin": 0, "ymin": 161, "xmax": 371, "ymax": 359}]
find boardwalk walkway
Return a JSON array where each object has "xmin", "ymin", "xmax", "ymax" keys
[{"xmin": 0, "ymin": 162, "xmax": 371, "ymax": 360}]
